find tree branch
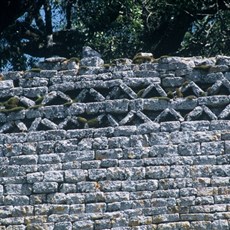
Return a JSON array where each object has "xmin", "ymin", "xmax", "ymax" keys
[{"xmin": 44, "ymin": 0, "xmax": 53, "ymax": 34}]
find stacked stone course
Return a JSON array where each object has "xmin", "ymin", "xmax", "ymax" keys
[{"xmin": 0, "ymin": 48, "xmax": 230, "ymax": 229}]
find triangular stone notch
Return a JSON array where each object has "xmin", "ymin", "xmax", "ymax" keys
[
  {"xmin": 76, "ymin": 88, "xmax": 105, "ymax": 102},
  {"xmin": 119, "ymin": 110, "xmax": 152, "ymax": 126},
  {"xmin": 207, "ymin": 78, "xmax": 230, "ymax": 96},
  {"xmin": 180, "ymin": 81, "xmax": 204, "ymax": 97},
  {"xmin": 141, "ymin": 83, "xmax": 167, "ymax": 98},
  {"xmin": 108, "ymin": 85, "xmax": 136, "ymax": 100},
  {"xmin": 155, "ymin": 108, "xmax": 184, "ymax": 122},
  {"xmin": 59, "ymin": 117, "xmax": 80, "ymax": 130},
  {"xmin": 186, "ymin": 105, "xmax": 217, "ymax": 121},
  {"xmin": 219, "ymin": 104, "xmax": 230, "ymax": 120},
  {"xmin": 29, "ymin": 118, "xmax": 58, "ymax": 131},
  {"xmin": 42, "ymin": 91, "xmax": 72, "ymax": 105}
]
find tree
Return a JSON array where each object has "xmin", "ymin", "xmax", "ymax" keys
[{"xmin": 0, "ymin": 0, "xmax": 230, "ymax": 71}]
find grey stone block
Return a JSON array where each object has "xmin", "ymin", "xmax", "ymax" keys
[
  {"xmin": 65, "ymin": 169, "xmax": 87, "ymax": 182},
  {"xmin": 0, "ymin": 80, "xmax": 14, "ymax": 89},
  {"xmin": 4, "ymin": 195, "xmax": 29, "ymax": 206},
  {"xmin": 146, "ymin": 166, "xmax": 170, "ymax": 179},
  {"xmin": 33, "ymin": 182, "xmax": 58, "ymax": 193},
  {"xmin": 73, "ymin": 220, "xmax": 94, "ymax": 230}
]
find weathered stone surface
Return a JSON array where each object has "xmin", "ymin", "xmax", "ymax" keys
[{"xmin": 0, "ymin": 53, "xmax": 230, "ymax": 229}]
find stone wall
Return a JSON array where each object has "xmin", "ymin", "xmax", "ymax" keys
[{"xmin": 0, "ymin": 49, "xmax": 230, "ymax": 229}]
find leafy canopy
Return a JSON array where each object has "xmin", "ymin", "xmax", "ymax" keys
[{"xmin": 0, "ymin": 0, "xmax": 230, "ymax": 70}]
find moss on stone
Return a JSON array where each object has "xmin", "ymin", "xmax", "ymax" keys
[
  {"xmin": 77, "ymin": 117, "xmax": 88, "ymax": 124},
  {"xmin": 69, "ymin": 57, "xmax": 80, "ymax": 63},
  {"xmin": 29, "ymin": 68, "xmax": 42, "ymax": 73},
  {"xmin": 87, "ymin": 118, "xmax": 99, "ymax": 127},
  {"xmin": 0, "ymin": 106, "xmax": 25, "ymax": 113},
  {"xmin": 133, "ymin": 56, "xmax": 153, "ymax": 64},
  {"xmin": 35, "ymin": 96, "xmax": 44, "ymax": 105},
  {"xmin": 176, "ymin": 88, "xmax": 183, "ymax": 97},
  {"xmin": 103, "ymin": 63, "xmax": 111, "ymax": 68},
  {"xmin": 152, "ymin": 96, "xmax": 170, "ymax": 101},
  {"xmin": 136, "ymin": 88, "xmax": 145, "ymax": 98},
  {"xmin": 167, "ymin": 90, "xmax": 174, "ymax": 99},
  {"xmin": 194, "ymin": 65, "xmax": 211, "ymax": 72},
  {"xmin": 186, "ymin": 95, "xmax": 197, "ymax": 100},
  {"xmin": 30, "ymin": 104, "xmax": 42, "ymax": 110},
  {"xmin": 4, "ymin": 97, "xmax": 20, "ymax": 109},
  {"xmin": 63, "ymin": 101, "xmax": 73, "ymax": 106}
]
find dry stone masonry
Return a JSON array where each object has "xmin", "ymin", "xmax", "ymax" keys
[{"xmin": 0, "ymin": 47, "xmax": 230, "ymax": 229}]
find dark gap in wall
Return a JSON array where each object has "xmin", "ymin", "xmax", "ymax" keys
[
  {"xmin": 46, "ymin": 96, "xmax": 69, "ymax": 106},
  {"xmin": 222, "ymin": 114, "xmax": 230, "ymax": 120},
  {"xmin": 4, "ymin": 125, "xmax": 21, "ymax": 134},
  {"xmin": 109, "ymin": 87, "xmax": 133, "ymax": 100},
  {"xmin": 182, "ymin": 87, "xmax": 196, "ymax": 97},
  {"xmin": 131, "ymin": 84, "xmax": 149, "ymax": 94},
  {"xmin": 0, "ymin": 97, "xmax": 11, "ymax": 103},
  {"xmin": 65, "ymin": 89, "xmax": 82, "ymax": 100},
  {"xmin": 23, "ymin": 119, "xmax": 35, "ymax": 129},
  {"xmin": 37, "ymin": 123, "xmax": 53, "ymax": 131},
  {"xmin": 95, "ymin": 88, "xmax": 112, "ymax": 98},
  {"xmin": 51, "ymin": 118, "xmax": 64, "ymax": 125},
  {"xmin": 78, "ymin": 92, "xmax": 98, "ymax": 103},
  {"xmin": 158, "ymin": 113, "xmax": 179, "ymax": 122},
  {"xmin": 98, "ymin": 115, "xmax": 110, "ymax": 127},
  {"xmin": 142, "ymin": 110, "xmax": 161, "ymax": 121},
  {"xmin": 63, "ymin": 120, "xmax": 79, "ymax": 130},
  {"xmin": 192, "ymin": 111, "xmax": 212, "ymax": 121},
  {"xmin": 179, "ymin": 110, "xmax": 193, "ymax": 118},
  {"xmin": 125, "ymin": 114, "xmax": 145, "ymax": 126},
  {"xmin": 215, "ymin": 85, "xmax": 230, "ymax": 95},
  {"xmin": 196, "ymin": 83, "xmax": 212, "ymax": 92},
  {"xmin": 209, "ymin": 106, "xmax": 226, "ymax": 117},
  {"xmin": 109, "ymin": 113, "xmax": 127, "ymax": 122},
  {"xmin": 13, "ymin": 79, "xmax": 20, "ymax": 87}
]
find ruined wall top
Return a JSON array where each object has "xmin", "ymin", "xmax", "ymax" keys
[{"xmin": 0, "ymin": 47, "xmax": 230, "ymax": 229}]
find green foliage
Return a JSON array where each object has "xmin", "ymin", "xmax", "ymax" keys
[
  {"xmin": 28, "ymin": 68, "xmax": 42, "ymax": 73},
  {"xmin": 193, "ymin": 65, "xmax": 212, "ymax": 72},
  {"xmin": 1, "ymin": 0, "xmax": 230, "ymax": 70},
  {"xmin": 77, "ymin": 117, "xmax": 88, "ymax": 124},
  {"xmin": 69, "ymin": 57, "xmax": 80, "ymax": 63},
  {"xmin": 87, "ymin": 118, "xmax": 99, "ymax": 127},
  {"xmin": 35, "ymin": 96, "xmax": 44, "ymax": 105},
  {"xmin": 0, "ymin": 106, "xmax": 25, "ymax": 114},
  {"xmin": 4, "ymin": 97, "xmax": 20, "ymax": 109}
]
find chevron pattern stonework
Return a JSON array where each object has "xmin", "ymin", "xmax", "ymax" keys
[{"xmin": 0, "ymin": 47, "xmax": 230, "ymax": 229}]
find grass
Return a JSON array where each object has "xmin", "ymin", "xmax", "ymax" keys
[
  {"xmin": 28, "ymin": 68, "xmax": 42, "ymax": 73},
  {"xmin": 194, "ymin": 65, "xmax": 211, "ymax": 72},
  {"xmin": 4, "ymin": 97, "xmax": 20, "ymax": 109},
  {"xmin": 0, "ymin": 106, "xmax": 25, "ymax": 114},
  {"xmin": 35, "ymin": 96, "xmax": 44, "ymax": 105},
  {"xmin": 69, "ymin": 57, "xmax": 80, "ymax": 63},
  {"xmin": 133, "ymin": 56, "xmax": 153, "ymax": 64}
]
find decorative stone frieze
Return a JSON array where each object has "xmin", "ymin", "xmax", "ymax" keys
[{"xmin": 0, "ymin": 49, "xmax": 230, "ymax": 229}]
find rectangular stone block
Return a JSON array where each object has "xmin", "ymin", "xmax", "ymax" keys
[
  {"xmin": 201, "ymin": 141, "xmax": 225, "ymax": 155},
  {"xmin": 0, "ymin": 80, "xmax": 14, "ymax": 89},
  {"xmin": 33, "ymin": 182, "xmax": 58, "ymax": 193},
  {"xmin": 146, "ymin": 166, "xmax": 170, "ymax": 179},
  {"xmin": 65, "ymin": 169, "xmax": 87, "ymax": 182},
  {"xmin": 150, "ymin": 145, "xmax": 178, "ymax": 157},
  {"xmin": 4, "ymin": 195, "xmax": 29, "ymax": 206},
  {"xmin": 44, "ymin": 171, "xmax": 64, "ymax": 182},
  {"xmin": 85, "ymin": 203, "xmax": 106, "ymax": 213},
  {"xmin": 178, "ymin": 142, "xmax": 201, "ymax": 156},
  {"xmin": 181, "ymin": 121, "xmax": 210, "ymax": 131}
]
